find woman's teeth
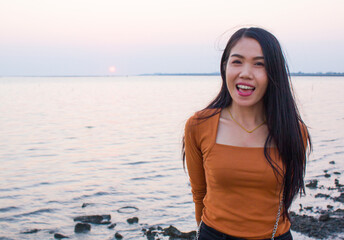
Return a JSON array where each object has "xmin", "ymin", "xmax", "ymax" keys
[{"xmin": 236, "ymin": 84, "xmax": 255, "ymax": 90}]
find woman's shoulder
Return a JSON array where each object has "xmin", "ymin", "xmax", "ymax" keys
[
  {"xmin": 187, "ymin": 108, "xmax": 221, "ymax": 124},
  {"xmin": 185, "ymin": 108, "xmax": 221, "ymax": 134}
]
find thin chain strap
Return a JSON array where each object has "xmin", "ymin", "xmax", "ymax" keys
[
  {"xmin": 196, "ymin": 220, "xmax": 203, "ymax": 240},
  {"xmin": 271, "ymin": 198, "xmax": 283, "ymax": 240}
]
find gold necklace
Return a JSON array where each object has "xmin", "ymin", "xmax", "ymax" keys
[{"xmin": 227, "ymin": 108, "xmax": 266, "ymax": 133}]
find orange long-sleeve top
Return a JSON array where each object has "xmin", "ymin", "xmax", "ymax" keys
[{"xmin": 184, "ymin": 108, "xmax": 291, "ymax": 239}]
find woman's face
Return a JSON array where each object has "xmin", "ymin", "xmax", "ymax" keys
[{"xmin": 226, "ymin": 37, "xmax": 268, "ymax": 109}]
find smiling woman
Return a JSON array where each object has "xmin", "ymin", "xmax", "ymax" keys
[
  {"xmin": 226, "ymin": 38, "xmax": 268, "ymax": 110},
  {"xmin": 183, "ymin": 27, "xmax": 312, "ymax": 240}
]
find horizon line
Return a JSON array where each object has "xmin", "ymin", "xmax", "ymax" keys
[{"xmin": 1, "ymin": 71, "xmax": 344, "ymax": 78}]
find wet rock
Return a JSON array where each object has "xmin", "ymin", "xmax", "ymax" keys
[
  {"xmin": 334, "ymin": 208, "xmax": 344, "ymax": 216},
  {"xmin": 319, "ymin": 213, "xmax": 330, "ymax": 221},
  {"xmin": 329, "ymin": 161, "xmax": 335, "ymax": 164},
  {"xmin": 324, "ymin": 173, "xmax": 331, "ymax": 178},
  {"xmin": 299, "ymin": 204, "xmax": 303, "ymax": 212},
  {"xmin": 20, "ymin": 229, "xmax": 40, "ymax": 234},
  {"xmin": 142, "ymin": 226, "xmax": 158, "ymax": 240},
  {"xmin": 333, "ymin": 193, "xmax": 344, "ymax": 203},
  {"xmin": 304, "ymin": 206, "xmax": 313, "ymax": 212},
  {"xmin": 142, "ymin": 225, "xmax": 196, "ymax": 240},
  {"xmin": 306, "ymin": 180, "xmax": 318, "ymax": 189},
  {"xmin": 327, "ymin": 205, "xmax": 334, "ymax": 209},
  {"xmin": 54, "ymin": 233, "xmax": 69, "ymax": 239},
  {"xmin": 290, "ymin": 211, "xmax": 344, "ymax": 239},
  {"xmin": 146, "ymin": 232, "xmax": 156, "ymax": 240},
  {"xmin": 108, "ymin": 223, "xmax": 117, "ymax": 229},
  {"xmin": 142, "ymin": 226, "xmax": 154, "ymax": 232},
  {"xmin": 315, "ymin": 193, "xmax": 330, "ymax": 199},
  {"xmin": 163, "ymin": 225, "xmax": 196, "ymax": 239},
  {"xmin": 74, "ymin": 223, "xmax": 91, "ymax": 233},
  {"xmin": 81, "ymin": 203, "xmax": 93, "ymax": 208},
  {"xmin": 315, "ymin": 209, "xmax": 333, "ymax": 215},
  {"xmin": 335, "ymin": 179, "xmax": 344, "ymax": 187},
  {"xmin": 127, "ymin": 217, "xmax": 139, "ymax": 224},
  {"xmin": 115, "ymin": 232, "xmax": 123, "ymax": 239},
  {"xmin": 99, "ymin": 221, "xmax": 111, "ymax": 225},
  {"xmin": 334, "ymin": 172, "xmax": 341, "ymax": 175},
  {"xmin": 163, "ymin": 225, "xmax": 182, "ymax": 237},
  {"xmin": 74, "ymin": 214, "xmax": 111, "ymax": 224},
  {"xmin": 143, "ymin": 226, "xmax": 161, "ymax": 232}
]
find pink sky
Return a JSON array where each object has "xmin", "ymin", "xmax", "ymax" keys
[{"xmin": 1, "ymin": 0, "xmax": 343, "ymax": 75}]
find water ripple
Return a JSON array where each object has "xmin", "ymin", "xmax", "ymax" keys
[
  {"xmin": 321, "ymin": 138, "xmax": 340, "ymax": 143},
  {"xmin": 124, "ymin": 161, "xmax": 149, "ymax": 165},
  {"xmin": 0, "ymin": 206, "xmax": 19, "ymax": 213},
  {"xmin": 28, "ymin": 154, "xmax": 58, "ymax": 158},
  {"xmin": 72, "ymin": 191, "xmax": 111, "ymax": 200},
  {"xmin": 117, "ymin": 206, "xmax": 139, "ymax": 213},
  {"xmin": 12, "ymin": 208, "xmax": 56, "ymax": 218},
  {"xmin": 0, "ymin": 237, "xmax": 15, "ymax": 240},
  {"xmin": 131, "ymin": 177, "xmax": 147, "ymax": 181}
]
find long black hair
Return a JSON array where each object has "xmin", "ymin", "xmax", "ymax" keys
[{"xmin": 182, "ymin": 27, "xmax": 312, "ymax": 219}]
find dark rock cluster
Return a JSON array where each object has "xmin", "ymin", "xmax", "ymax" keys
[
  {"xmin": 18, "ymin": 202, "xmax": 197, "ymax": 240},
  {"xmin": 306, "ymin": 179, "xmax": 318, "ymax": 189},
  {"xmin": 74, "ymin": 214, "xmax": 111, "ymax": 224},
  {"xmin": 295, "ymin": 170, "xmax": 344, "ymax": 239},
  {"xmin": 127, "ymin": 217, "xmax": 139, "ymax": 224},
  {"xmin": 74, "ymin": 223, "xmax": 91, "ymax": 233},
  {"xmin": 290, "ymin": 209, "xmax": 344, "ymax": 239},
  {"xmin": 17, "ymin": 204, "xmax": 138, "ymax": 239},
  {"xmin": 142, "ymin": 225, "xmax": 196, "ymax": 240}
]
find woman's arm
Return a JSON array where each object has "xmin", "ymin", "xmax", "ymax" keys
[{"xmin": 184, "ymin": 117, "xmax": 207, "ymax": 225}]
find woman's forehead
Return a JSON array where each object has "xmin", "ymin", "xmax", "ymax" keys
[{"xmin": 230, "ymin": 38, "xmax": 263, "ymax": 58}]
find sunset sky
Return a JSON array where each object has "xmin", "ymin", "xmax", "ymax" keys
[{"xmin": 0, "ymin": 0, "xmax": 343, "ymax": 76}]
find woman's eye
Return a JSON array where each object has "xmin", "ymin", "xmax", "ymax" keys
[
  {"xmin": 255, "ymin": 62, "xmax": 265, "ymax": 66},
  {"xmin": 232, "ymin": 60, "xmax": 241, "ymax": 64}
]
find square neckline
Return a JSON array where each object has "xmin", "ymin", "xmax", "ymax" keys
[{"xmin": 213, "ymin": 108, "xmax": 274, "ymax": 149}]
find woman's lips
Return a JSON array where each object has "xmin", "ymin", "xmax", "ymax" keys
[{"xmin": 236, "ymin": 84, "xmax": 255, "ymax": 96}]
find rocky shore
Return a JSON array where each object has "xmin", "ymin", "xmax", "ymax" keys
[
  {"xmin": 19, "ymin": 205, "xmax": 343, "ymax": 240},
  {"xmin": 20, "ymin": 210, "xmax": 197, "ymax": 239},
  {"xmin": 18, "ymin": 174, "xmax": 344, "ymax": 239},
  {"xmin": 289, "ymin": 173, "xmax": 344, "ymax": 240}
]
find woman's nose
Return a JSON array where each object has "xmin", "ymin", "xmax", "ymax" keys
[{"xmin": 239, "ymin": 64, "xmax": 253, "ymax": 79}]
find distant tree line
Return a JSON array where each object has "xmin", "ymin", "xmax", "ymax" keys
[
  {"xmin": 142, "ymin": 72, "xmax": 344, "ymax": 76},
  {"xmin": 290, "ymin": 72, "xmax": 344, "ymax": 76}
]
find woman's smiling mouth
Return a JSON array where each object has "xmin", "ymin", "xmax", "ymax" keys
[{"xmin": 236, "ymin": 84, "xmax": 255, "ymax": 96}]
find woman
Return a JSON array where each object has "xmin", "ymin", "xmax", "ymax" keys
[{"xmin": 183, "ymin": 27, "xmax": 311, "ymax": 240}]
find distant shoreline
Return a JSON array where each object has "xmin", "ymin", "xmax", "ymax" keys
[
  {"xmin": 140, "ymin": 72, "xmax": 344, "ymax": 77},
  {"xmin": 1, "ymin": 72, "xmax": 344, "ymax": 77}
]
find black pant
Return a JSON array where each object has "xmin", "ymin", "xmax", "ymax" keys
[{"xmin": 198, "ymin": 222, "xmax": 293, "ymax": 240}]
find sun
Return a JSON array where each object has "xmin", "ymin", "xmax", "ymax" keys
[{"xmin": 108, "ymin": 66, "xmax": 116, "ymax": 73}]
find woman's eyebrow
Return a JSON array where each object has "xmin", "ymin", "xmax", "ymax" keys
[{"xmin": 230, "ymin": 54, "xmax": 264, "ymax": 60}]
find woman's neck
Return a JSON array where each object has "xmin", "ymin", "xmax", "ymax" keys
[{"xmin": 227, "ymin": 103, "xmax": 265, "ymax": 128}]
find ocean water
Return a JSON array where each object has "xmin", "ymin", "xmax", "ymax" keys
[{"xmin": 0, "ymin": 76, "xmax": 343, "ymax": 240}]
